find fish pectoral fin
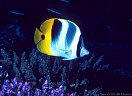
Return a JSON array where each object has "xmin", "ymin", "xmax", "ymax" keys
[
  {"xmin": 64, "ymin": 50, "xmax": 72, "ymax": 56},
  {"xmin": 58, "ymin": 49, "xmax": 72, "ymax": 58},
  {"xmin": 58, "ymin": 49, "xmax": 72, "ymax": 54}
]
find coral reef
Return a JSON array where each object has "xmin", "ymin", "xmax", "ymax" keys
[
  {"xmin": 0, "ymin": 77, "xmax": 102, "ymax": 96},
  {"xmin": 0, "ymin": 48, "xmax": 106, "ymax": 95},
  {"xmin": 0, "ymin": 77, "xmax": 72, "ymax": 96}
]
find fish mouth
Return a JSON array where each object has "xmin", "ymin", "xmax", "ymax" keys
[
  {"xmin": 36, "ymin": 34, "xmax": 45, "ymax": 45},
  {"xmin": 35, "ymin": 28, "xmax": 44, "ymax": 45},
  {"xmin": 34, "ymin": 27, "xmax": 43, "ymax": 45}
]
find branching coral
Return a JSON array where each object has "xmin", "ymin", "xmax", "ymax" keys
[
  {"xmin": 0, "ymin": 77, "xmax": 72, "ymax": 96},
  {"xmin": 0, "ymin": 48, "xmax": 106, "ymax": 95}
]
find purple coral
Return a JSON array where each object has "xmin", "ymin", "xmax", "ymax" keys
[
  {"xmin": 0, "ymin": 77, "xmax": 31, "ymax": 96},
  {"xmin": 0, "ymin": 77, "xmax": 74, "ymax": 96}
]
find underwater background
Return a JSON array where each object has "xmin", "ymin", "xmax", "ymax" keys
[{"xmin": 0, "ymin": 0, "xmax": 132, "ymax": 95}]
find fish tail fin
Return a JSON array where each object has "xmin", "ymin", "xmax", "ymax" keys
[
  {"xmin": 80, "ymin": 47, "xmax": 89, "ymax": 57},
  {"xmin": 80, "ymin": 36, "xmax": 89, "ymax": 57}
]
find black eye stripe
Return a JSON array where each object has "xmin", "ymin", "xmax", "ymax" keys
[
  {"xmin": 38, "ymin": 27, "xmax": 42, "ymax": 33},
  {"xmin": 41, "ymin": 35, "xmax": 45, "ymax": 40}
]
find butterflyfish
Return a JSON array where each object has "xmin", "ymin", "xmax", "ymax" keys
[{"xmin": 34, "ymin": 18, "xmax": 89, "ymax": 60}]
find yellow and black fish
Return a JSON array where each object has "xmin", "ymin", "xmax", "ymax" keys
[{"xmin": 34, "ymin": 18, "xmax": 89, "ymax": 60}]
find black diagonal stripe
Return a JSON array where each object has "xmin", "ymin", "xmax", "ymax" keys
[
  {"xmin": 76, "ymin": 35, "xmax": 82, "ymax": 57},
  {"xmin": 51, "ymin": 19, "xmax": 62, "ymax": 42},
  {"xmin": 65, "ymin": 21, "xmax": 76, "ymax": 48}
]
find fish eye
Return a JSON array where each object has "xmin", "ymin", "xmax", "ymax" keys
[{"xmin": 41, "ymin": 34, "xmax": 45, "ymax": 40}]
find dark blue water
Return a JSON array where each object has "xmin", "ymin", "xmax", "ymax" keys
[{"xmin": 0, "ymin": 0, "xmax": 132, "ymax": 95}]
